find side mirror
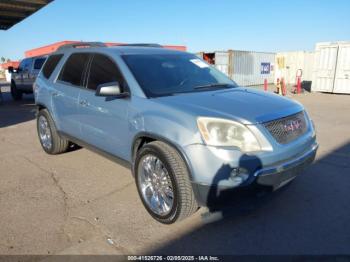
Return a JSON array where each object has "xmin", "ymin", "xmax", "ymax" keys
[
  {"xmin": 95, "ymin": 82, "xmax": 129, "ymax": 98},
  {"xmin": 8, "ymin": 66, "xmax": 14, "ymax": 73}
]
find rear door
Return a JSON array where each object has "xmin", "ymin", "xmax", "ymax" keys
[
  {"xmin": 333, "ymin": 43, "xmax": 350, "ymax": 94},
  {"xmin": 312, "ymin": 43, "xmax": 338, "ymax": 92},
  {"xmin": 77, "ymin": 53, "xmax": 130, "ymax": 160},
  {"xmin": 53, "ymin": 53, "xmax": 91, "ymax": 138}
]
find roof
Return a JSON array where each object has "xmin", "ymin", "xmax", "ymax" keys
[{"xmin": 0, "ymin": 0, "xmax": 53, "ymax": 30}]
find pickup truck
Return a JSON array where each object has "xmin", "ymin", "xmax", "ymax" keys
[{"xmin": 9, "ymin": 56, "xmax": 46, "ymax": 100}]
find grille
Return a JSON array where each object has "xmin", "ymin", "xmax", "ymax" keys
[{"xmin": 263, "ymin": 111, "xmax": 308, "ymax": 144}]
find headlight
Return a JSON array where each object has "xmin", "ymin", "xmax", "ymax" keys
[{"xmin": 197, "ymin": 117, "xmax": 261, "ymax": 152}]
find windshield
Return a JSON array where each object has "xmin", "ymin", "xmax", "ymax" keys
[{"xmin": 122, "ymin": 53, "xmax": 237, "ymax": 97}]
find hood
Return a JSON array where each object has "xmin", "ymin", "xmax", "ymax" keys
[{"xmin": 153, "ymin": 87, "xmax": 304, "ymax": 124}]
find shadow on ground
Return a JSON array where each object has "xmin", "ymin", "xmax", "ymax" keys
[
  {"xmin": 149, "ymin": 142, "xmax": 350, "ymax": 255},
  {"xmin": 0, "ymin": 84, "xmax": 36, "ymax": 128}
]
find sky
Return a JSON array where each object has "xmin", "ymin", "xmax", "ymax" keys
[{"xmin": 1, "ymin": 0, "xmax": 350, "ymax": 60}]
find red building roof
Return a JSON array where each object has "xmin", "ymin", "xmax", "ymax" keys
[
  {"xmin": 0, "ymin": 61, "xmax": 20, "ymax": 69},
  {"xmin": 25, "ymin": 41, "xmax": 187, "ymax": 58}
]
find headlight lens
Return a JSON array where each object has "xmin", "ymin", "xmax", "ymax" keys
[{"xmin": 197, "ymin": 117, "xmax": 261, "ymax": 152}]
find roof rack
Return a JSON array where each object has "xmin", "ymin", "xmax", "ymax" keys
[
  {"xmin": 57, "ymin": 42, "xmax": 106, "ymax": 51},
  {"xmin": 113, "ymin": 43, "xmax": 163, "ymax": 48}
]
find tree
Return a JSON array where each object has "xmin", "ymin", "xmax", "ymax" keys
[{"xmin": 0, "ymin": 57, "xmax": 5, "ymax": 63}]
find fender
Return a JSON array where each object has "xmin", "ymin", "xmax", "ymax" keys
[{"xmin": 131, "ymin": 132, "xmax": 195, "ymax": 180}]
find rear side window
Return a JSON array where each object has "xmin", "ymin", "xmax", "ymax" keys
[
  {"xmin": 58, "ymin": 53, "xmax": 90, "ymax": 86},
  {"xmin": 87, "ymin": 54, "xmax": 125, "ymax": 91},
  {"xmin": 34, "ymin": 57, "xmax": 47, "ymax": 70},
  {"xmin": 42, "ymin": 54, "xmax": 63, "ymax": 79}
]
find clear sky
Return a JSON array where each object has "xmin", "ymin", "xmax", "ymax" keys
[{"xmin": 1, "ymin": 0, "xmax": 350, "ymax": 60}]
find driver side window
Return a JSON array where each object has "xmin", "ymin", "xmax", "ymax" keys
[
  {"xmin": 19, "ymin": 58, "xmax": 32, "ymax": 72},
  {"xmin": 87, "ymin": 54, "xmax": 126, "ymax": 91}
]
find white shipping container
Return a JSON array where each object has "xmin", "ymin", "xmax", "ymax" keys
[
  {"xmin": 198, "ymin": 50, "xmax": 276, "ymax": 86},
  {"xmin": 275, "ymin": 51, "xmax": 314, "ymax": 85},
  {"xmin": 312, "ymin": 41, "xmax": 350, "ymax": 94}
]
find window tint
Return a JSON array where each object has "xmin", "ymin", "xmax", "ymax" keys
[
  {"xmin": 59, "ymin": 53, "xmax": 90, "ymax": 86},
  {"xmin": 42, "ymin": 54, "xmax": 63, "ymax": 79},
  {"xmin": 87, "ymin": 54, "xmax": 125, "ymax": 91},
  {"xmin": 34, "ymin": 57, "xmax": 47, "ymax": 70}
]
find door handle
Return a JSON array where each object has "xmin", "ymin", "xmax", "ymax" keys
[{"xmin": 79, "ymin": 99, "xmax": 89, "ymax": 106}]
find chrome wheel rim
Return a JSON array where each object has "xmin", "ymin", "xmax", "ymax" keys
[
  {"xmin": 137, "ymin": 155, "xmax": 174, "ymax": 216},
  {"xmin": 38, "ymin": 115, "xmax": 52, "ymax": 150}
]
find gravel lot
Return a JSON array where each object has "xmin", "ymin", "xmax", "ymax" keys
[{"xmin": 0, "ymin": 83, "xmax": 349, "ymax": 255}]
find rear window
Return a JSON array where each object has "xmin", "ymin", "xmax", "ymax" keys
[
  {"xmin": 34, "ymin": 57, "xmax": 47, "ymax": 70},
  {"xmin": 58, "ymin": 53, "xmax": 90, "ymax": 86},
  {"xmin": 42, "ymin": 55, "xmax": 63, "ymax": 79}
]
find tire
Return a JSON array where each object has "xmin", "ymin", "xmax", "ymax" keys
[
  {"xmin": 37, "ymin": 109, "xmax": 69, "ymax": 155},
  {"xmin": 10, "ymin": 81, "xmax": 23, "ymax": 101},
  {"xmin": 134, "ymin": 141, "xmax": 198, "ymax": 224}
]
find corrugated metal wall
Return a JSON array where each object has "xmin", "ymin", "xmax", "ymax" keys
[
  {"xmin": 197, "ymin": 50, "xmax": 275, "ymax": 86},
  {"xmin": 230, "ymin": 51, "xmax": 275, "ymax": 86}
]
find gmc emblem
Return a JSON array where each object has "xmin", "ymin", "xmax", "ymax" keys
[{"xmin": 283, "ymin": 119, "xmax": 303, "ymax": 132}]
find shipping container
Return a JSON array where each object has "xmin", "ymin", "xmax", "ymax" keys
[
  {"xmin": 275, "ymin": 51, "xmax": 314, "ymax": 85},
  {"xmin": 197, "ymin": 50, "xmax": 275, "ymax": 86},
  {"xmin": 312, "ymin": 41, "xmax": 350, "ymax": 94}
]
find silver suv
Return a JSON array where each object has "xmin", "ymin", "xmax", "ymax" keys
[{"xmin": 35, "ymin": 42, "xmax": 318, "ymax": 224}]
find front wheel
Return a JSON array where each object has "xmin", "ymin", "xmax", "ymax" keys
[
  {"xmin": 11, "ymin": 81, "xmax": 23, "ymax": 101},
  {"xmin": 37, "ymin": 109, "xmax": 69, "ymax": 154},
  {"xmin": 134, "ymin": 141, "xmax": 198, "ymax": 224}
]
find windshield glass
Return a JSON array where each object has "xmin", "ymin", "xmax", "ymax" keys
[{"xmin": 122, "ymin": 53, "xmax": 237, "ymax": 97}]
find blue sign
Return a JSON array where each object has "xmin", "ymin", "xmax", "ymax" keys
[{"xmin": 261, "ymin": 63, "xmax": 271, "ymax": 74}]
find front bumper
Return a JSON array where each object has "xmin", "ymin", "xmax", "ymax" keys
[
  {"xmin": 190, "ymin": 143, "xmax": 318, "ymax": 206},
  {"xmin": 255, "ymin": 143, "xmax": 318, "ymax": 189}
]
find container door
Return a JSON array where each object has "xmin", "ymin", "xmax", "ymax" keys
[
  {"xmin": 214, "ymin": 51, "xmax": 230, "ymax": 77},
  {"xmin": 333, "ymin": 43, "xmax": 350, "ymax": 94},
  {"xmin": 312, "ymin": 44, "xmax": 338, "ymax": 92}
]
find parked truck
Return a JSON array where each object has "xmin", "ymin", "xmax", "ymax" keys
[{"xmin": 9, "ymin": 56, "xmax": 46, "ymax": 100}]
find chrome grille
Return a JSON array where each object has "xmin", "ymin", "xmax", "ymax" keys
[{"xmin": 263, "ymin": 111, "xmax": 308, "ymax": 144}]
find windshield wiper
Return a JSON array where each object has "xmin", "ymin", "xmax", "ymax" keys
[{"xmin": 193, "ymin": 83, "xmax": 233, "ymax": 90}]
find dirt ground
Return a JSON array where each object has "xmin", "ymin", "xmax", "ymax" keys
[{"xmin": 0, "ymin": 82, "xmax": 349, "ymax": 256}]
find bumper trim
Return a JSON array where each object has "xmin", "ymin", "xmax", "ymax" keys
[{"xmin": 254, "ymin": 143, "xmax": 319, "ymax": 178}]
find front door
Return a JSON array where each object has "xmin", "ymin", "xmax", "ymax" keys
[
  {"xmin": 78, "ymin": 53, "xmax": 130, "ymax": 160},
  {"xmin": 333, "ymin": 43, "xmax": 350, "ymax": 94},
  {"xmin": 312, "ymin": 44, "xmax": 338, "ymax": 92},
  {"xmin": 21, "ymin": 58, "xmax": 33, "ymax": 89}
]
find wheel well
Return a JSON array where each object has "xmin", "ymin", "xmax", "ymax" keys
[
  {"xmin": 132, "ymin": 136, "xmax": 156, "ymax": 161},
  {"xmin": 131, "ymin": 134, "xmax": 194, "ymax": 182},
  {"xmin": 37, "ymin": 104, "xmax": 46, "ymax": 111}
]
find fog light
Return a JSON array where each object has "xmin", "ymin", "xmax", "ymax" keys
[{"xmin": 230, "ymin": 168, "xmax": 249, "ymax": 186}]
